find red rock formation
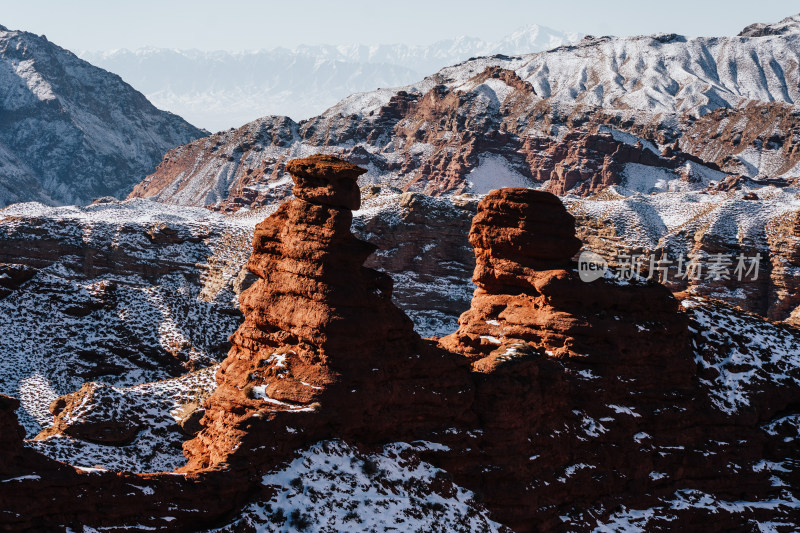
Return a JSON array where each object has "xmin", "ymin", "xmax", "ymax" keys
[
  {"xmin": 183, "ymin": 154, "xmax": 474, "ymax": 471},
  {"xmin": 287, "ymin": 154, "xmax": 363, "ymax": 209},
  {"xmin": 441, "ymin": 189, "xmax": 692, "ymax": 380},
  {"xmin": 3, "ymin": 170, "xmax": 799, "ymax": 532},
  {"xmin": 468, "ymin": 188, "xmax": 582, "ymax": 291},
  {"xmin": 434, "ymin": 189, "xmax": 696, "ymax": 528},
  {"xmin": 433, "ymin": 188, "xmax": 795, "ymax": 531},
  {"xmin": 521, "ymin": 131, "xmax": 673, "ymax": 196}
]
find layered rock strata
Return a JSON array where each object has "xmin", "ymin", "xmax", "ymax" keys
[
  {"xmin": 569, "ymin": 190, "xmax": 800, "ymax": 324},
  {"xmin": 2, "ymin": 161, "xmax": 798, "ymax": 532},
  {"xmin": 441, "ymin": 189, "xmax": 693, "ymax": 385},
  {"xmin": 182, "ymin": 154, "xmax": 474, "ymax": 471},
  {"xmin": 433, "ymin": 189, "xmax": 701, "ymax": 529}
]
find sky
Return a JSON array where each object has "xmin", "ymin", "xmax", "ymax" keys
[{"xmin": 1, "ymin": 0, "xmax": 798, "ymax": 51}]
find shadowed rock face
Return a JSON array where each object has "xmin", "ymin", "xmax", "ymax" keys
[
  {"xmin": 469, "ymin": 188, "xmax": 582, "ymax": 292},
  {"xmin": 1, "ymin": 159, "xmax": 799, "ymax": 531},
  {"xmin": 434, "ymin": 189, "xmax": 699, "ymax": 529},
  {"xmin": 182, "ymin": 154, "xmax": 474, "ymax": 472},
  {"xmin": 0, "ymin": 395, "xmax": 26, "ymax": 475}
]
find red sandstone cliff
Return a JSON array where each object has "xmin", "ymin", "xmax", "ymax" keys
[{"xmin": 2, "ymin": 158, "xmax": 799, "ymax": 531}]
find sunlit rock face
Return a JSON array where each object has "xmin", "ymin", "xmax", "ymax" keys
[
  {"xmin": 182, "ymin": 154, "xmax": 474, "ymax": 472},
  {"xmin": 1, "ymin": 159, "xmax": 799, "ymax": 532}
]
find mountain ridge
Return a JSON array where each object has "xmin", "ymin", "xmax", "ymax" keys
[
  {"xmin": 129, "ymin": 14, "xmax": 800, "ymax": 209},
  {"xmin": 0, "ymin": 24, "xmax": 206, "ymax": 208},
  {"xmin": 740, "ymin": 13, "xmax": 800, "ymax": 37}
]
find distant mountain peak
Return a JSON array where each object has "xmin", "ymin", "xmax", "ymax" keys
[
  {"xmin": 491, "ymin": 24, "xmax": 583, "ymax": 56},
  {"xmin": 81, "ymin": 25, "xmax": 581, "ymax": 130},
  {"xmin": 739, "ymin": 13, "xmax": 800, "ymax": 37}
]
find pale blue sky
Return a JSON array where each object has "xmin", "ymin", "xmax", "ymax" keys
[{"xmin": 2, "ymin": 0, "xmax": 798, "ymax": 51}]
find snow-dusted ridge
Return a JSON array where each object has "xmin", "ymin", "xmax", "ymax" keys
[
  {"xmin": 131, "ymin": 13, "xmax": 800, "ymax": 210},
  {"xmin": 740, "ymin": 14, "xmax": 800, "ymax": 37},
  {"xmin": 31, "ymin": 365, "xmax": 218, "ymax": 472},
  {"xmin": 0, "ymin": 24, "xmax": 205, "ymax": 207},
  {"xmin": 354, "ymin": 27, "xmax": 800, "ymax": 119}
]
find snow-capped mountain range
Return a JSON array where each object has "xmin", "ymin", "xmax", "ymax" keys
[
  {"xmin": 0, "ymin": 24, "xmax": 205, "ymax": 208},
  {"xmin": 79, "ymin": 25, "xmax": 581, "ymax": 132},
  {"xmin": 130, "ymin": 14, "xmax": 800, "ymax": 210}
]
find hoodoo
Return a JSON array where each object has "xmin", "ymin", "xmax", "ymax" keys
[
  {"xmin": 1, "ymin": 165, "xmax": 798, "ymax": 531},
  {"xmin": 182, "ymin": 154, "xmax": 474, "ymax": 472},
  {"xmin": 432, "ymin": 188, "xmax": 798, "ymax": 530},
  {"xmin": 441, "ymin": 187, "xmax": 693, "ymax": 389}
]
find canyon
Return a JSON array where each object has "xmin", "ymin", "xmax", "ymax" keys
[
  {"xmin": 1, "ymin": 156, "xmax": 798, "ymax": 531},
  {"xmin": 1, "ymin": 11, "xmax": 800, "ymax": 532}
]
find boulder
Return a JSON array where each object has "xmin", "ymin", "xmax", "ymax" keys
[{"xmin": 37, "ymin": 382, "xmax": 142, "ymax": 445}]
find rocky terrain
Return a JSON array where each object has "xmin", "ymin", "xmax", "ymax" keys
[
  {"xmin": 130, "ymin": 15, "xmax": 800, "ymax": 212},
  {"xmin": 569, "ymin": 185, "xmax": 800, "ymax": 324},
  {"xmin": 2, "ymin": 11, "xmax": 800, "ymax": 532},
  {"xmin": 0, "ymin": 187, "xmax": 475, "ymax": 474},
  {"xmin": 0, "ymin": 24, "xmax": 205, "ymax": 207},
  {"xmin": 2, "ymin": 174, "xmax": 799, "ymax": 480},
  {"xmin": 0, "ymin": 156, "xmax": 798, "ymax": 531},
  {"xmin": 0, "ymin": 200, "xmax": 250, "ymax": 447},
  {"xmin": 359, "ymin": 182, "xmax": 800, "ymax": 328}
]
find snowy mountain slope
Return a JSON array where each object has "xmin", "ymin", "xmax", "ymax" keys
[
  {"xmin": 131, "ymin": 14, "xmax": 800, "ymax": 209},
  {"xmin": 0, "ymin": 24, "xmax": 205, "ymax": 208},
  {"xmin": 80, "ymin": 24, "xmax": 581, "ymax": 131}
]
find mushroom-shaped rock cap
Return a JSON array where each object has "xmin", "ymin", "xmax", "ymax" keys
[
  {"xmin": 286, "ymin": 154, "xmax": 367, "ymax": 210},
  {"xmin": 470, "ymin": 188, "xmax": 582, "ymax": 290}
]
